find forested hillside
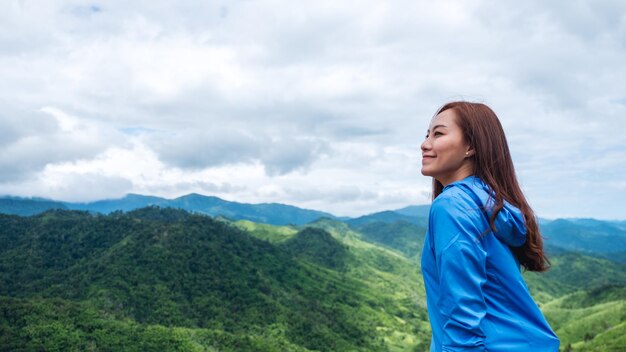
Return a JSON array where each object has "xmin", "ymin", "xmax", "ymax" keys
[{"xmin": 0, "ymin": 208, "xmax": 428, "ymax": 351}]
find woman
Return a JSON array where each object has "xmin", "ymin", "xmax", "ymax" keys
[{"xmin": 420, "ymin": 101, "xmax": 560, "ymax": 351}]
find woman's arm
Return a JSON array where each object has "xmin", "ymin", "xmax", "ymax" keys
[
  {"xmin": 438, "ymin": 238, "xmax": 487, "ymax": 350},
  {"xmin": 432, "ymin": 195, "xmax": 488, "ymax": 351}
]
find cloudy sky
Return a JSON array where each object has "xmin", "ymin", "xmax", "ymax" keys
[{"xmin": 1, "ymin": 0, "xmax": 625, "ymax": 220}]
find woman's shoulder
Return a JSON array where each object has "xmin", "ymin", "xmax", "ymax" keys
[
  {"xmin": 429, "ymin": 185, "xmax": 487, "ymax": 238},
  {"xmin": 431, "ymin": 186, "xmax": 479, "ymax": 217},
  {"xmin": 428, "ymin": 190, "xmax": 486, "ymax": 254}
]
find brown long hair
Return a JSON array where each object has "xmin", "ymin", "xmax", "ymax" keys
[{"xmin": 431, "ymin": 101, "xmax": 550, "ymax": 272}]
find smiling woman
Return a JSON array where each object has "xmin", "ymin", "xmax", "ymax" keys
[
  {"xmin": 419, "ymin": 101, "xmax": 560, "ymax": 351},
  {"xmin": 420, "ymin": 108, "xmax": 475, "ymax": 187}
]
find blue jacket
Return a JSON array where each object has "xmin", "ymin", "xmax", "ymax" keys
[{"xmin": 421, "ymin": 175, "xmax": 560, "ymax": 351}]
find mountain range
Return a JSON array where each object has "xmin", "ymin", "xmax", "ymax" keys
[
  {"xmin": 0, "ymin": 194, "xmax": 339, "ymax": 225},
  {"xmin": 2, "ymin": 193, "xmax": 625, "ymax": 261}
]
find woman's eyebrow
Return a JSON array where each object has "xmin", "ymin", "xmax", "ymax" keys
[{"xmin": 427, "ymin": 124, "xmax": 448, "ymax": 133}]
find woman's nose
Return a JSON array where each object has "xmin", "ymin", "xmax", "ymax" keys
[{"xmin": 421, "ymin": 138, "xmax": 430, "ymax": 152}]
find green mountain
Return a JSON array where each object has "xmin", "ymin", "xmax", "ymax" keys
[
  {"xmin": 0, "ymin": 197, "xmax": 68, "ymax": 216},
  {"xmin": 540, "ymin": 218, "xmax": 626, "ymax": 260},
  {"xmin": 166, "ymin": 194, "xmax": 337, "ymax": 225},
  {"xmin": 523, "ymin": 252, "xmax": 626, "ymax": 303},
  {"xmin": 347, "ymin": 210, "xmax": 425, "ymax": 227},
  {"xmin": 542, "ymin": 285, "xmax": 626, "ymax": 351},
  {"xmin": 349, "ymin": 220, "xmax": 427, "ymax": 259},
  {"xmin": 281, "ymin": 227, "xmax": 349, "ymax": 270},
  {"xmin": 393, "ymin": 205, "xmax": 431, "ymax": 218},
  {"xmin": 68, "ymin": 193, "xmax": 169, "ymax": 213},
  {"xmin": 0, "ymin": 194, "xmax": 337, "ymax": 226},
  {"xmin": 0, "ymin": 208, "xmax": 430, "ymax": 351}
]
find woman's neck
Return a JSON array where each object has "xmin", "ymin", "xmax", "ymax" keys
[{"xmin": 438, "ymin": 163, "xmax": 475, "ymax": 187}]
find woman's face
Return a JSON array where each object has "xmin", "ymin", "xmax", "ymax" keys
[{"xmin": 420, "ymin": 109, "xmax": 474, "ymax": 186}]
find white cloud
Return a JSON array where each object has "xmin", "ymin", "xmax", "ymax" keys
[
  {"xmin": 1, "ymin": 0, "xmax": 625, "ymax": 219},
  {"xmin": 0, "ymin": 106, "xmax": 124, "ymax": 182}
]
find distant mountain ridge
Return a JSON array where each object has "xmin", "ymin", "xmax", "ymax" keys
[
  {"xmin": 0, "ymin": 194, "xmax": 337, "ymax": 226},
  {"xmin": 0, "ymin": 197, "xmax": 68, "ymax": 216},
  {"xmin": 540, "ymin": 218, "xmax": 626, "ymax": 261},
  {"xmin": 2, "ymin": 194, "xmax": 626, "ymax": 261}
]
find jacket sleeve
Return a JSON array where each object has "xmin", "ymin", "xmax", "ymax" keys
[{"xmin": 431, "ymin": 195, "xmax": 488, "ymax": 351}]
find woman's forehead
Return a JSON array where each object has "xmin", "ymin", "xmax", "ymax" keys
[{"xmin": 429, "ymin": 109, "xmax": 457, "ymax": 129}]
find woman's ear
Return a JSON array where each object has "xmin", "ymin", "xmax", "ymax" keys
[{"xmin": 465, "ymin": 149, "xmax": 475, "ymax": 157}]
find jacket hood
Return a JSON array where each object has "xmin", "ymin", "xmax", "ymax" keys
[{"xmin": 448, "ymin": 176, "xmax": 527, "ymax": 247}]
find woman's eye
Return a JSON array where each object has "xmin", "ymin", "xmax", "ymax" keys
[{"xmin": 434, "ymin": 131, "xmax": 443, "ymax": 136}]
